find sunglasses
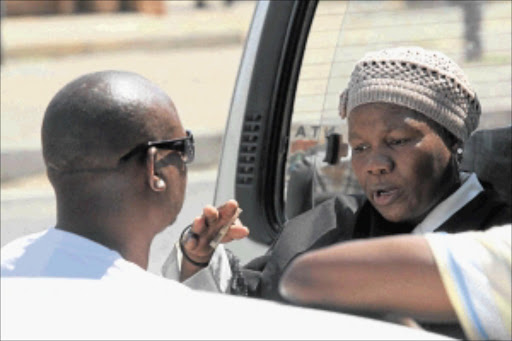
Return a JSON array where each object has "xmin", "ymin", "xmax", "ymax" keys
[{"xmin": 120, "ymin": 130, "xmax": 195, "ymax": 164}]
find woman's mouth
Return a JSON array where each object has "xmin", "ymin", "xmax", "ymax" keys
[{"xmin": 371, "ymin": 188, "xmax": 399, "ymax": 206}]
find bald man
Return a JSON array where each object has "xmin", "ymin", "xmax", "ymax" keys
[{"xmin": 0, "ymin": 70, "xmax": 248, "ymax": 280}]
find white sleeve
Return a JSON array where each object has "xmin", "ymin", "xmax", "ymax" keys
[
  {"xmin": 425, "ymin": 225, "xmax": 511, "ymax": 341},
  {"xmin": 161, "ymin": 243, "xmax": 233, "ymax": 293}
]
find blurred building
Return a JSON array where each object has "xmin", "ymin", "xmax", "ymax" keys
[{"xmin": 3, "ymin": 0, "xmax": 166, "ymax": 16}]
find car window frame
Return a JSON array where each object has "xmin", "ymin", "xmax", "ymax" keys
[{"xmin": 216, "ymin": 0, "xmax": 318, "ymax": 245}]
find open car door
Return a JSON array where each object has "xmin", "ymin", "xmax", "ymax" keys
[{"xmin": 214, "ymin": 0, "xmax": 511, "ymax": 264}]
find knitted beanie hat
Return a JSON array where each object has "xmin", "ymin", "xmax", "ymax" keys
[{"xmin": 339, "ymin": 46, "xmax": 481, "ymax": 142}]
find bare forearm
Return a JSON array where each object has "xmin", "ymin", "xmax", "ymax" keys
[{"xmin": 279, "ymin": 235, "xmax": 456, "ymax": 322}]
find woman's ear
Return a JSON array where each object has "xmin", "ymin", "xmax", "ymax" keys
[
  {"xmin": 146, "ymin": 147, "xmax": 166, "ymax": 192},
  {"xmin": 451, "ymin": 141, "xmax": 464, "ymax": 164}
]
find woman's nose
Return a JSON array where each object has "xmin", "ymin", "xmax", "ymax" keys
[{"xmin": 365, "ymin": 151, "xmax": 393, "ymax": 175}]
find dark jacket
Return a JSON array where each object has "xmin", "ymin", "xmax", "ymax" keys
[{"xmin": 231, "ymin": 179, "xmax": 511, "ymax": 301}]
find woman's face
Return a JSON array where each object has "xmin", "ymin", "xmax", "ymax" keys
[{"xmin": 348, "ymin": 103, "xmax": 455, "ymax": 224}]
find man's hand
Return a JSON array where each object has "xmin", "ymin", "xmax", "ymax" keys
[{"xmin": 180, "ymin": 200, "xmax": 249, "ymax": 281}]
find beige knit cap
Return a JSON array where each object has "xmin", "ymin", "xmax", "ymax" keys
[{"xmin": 339, "ymin": 46, "xmax": 481, "ymax": 142}]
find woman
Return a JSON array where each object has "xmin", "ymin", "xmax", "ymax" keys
[{"xmin": 162, "ymin": 47, "xmax": 510, "ymax": 302}]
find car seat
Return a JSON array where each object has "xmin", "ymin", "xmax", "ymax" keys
[{"xmin": 460, "ymin": 125, "xmax": 512, "ymax": 207}]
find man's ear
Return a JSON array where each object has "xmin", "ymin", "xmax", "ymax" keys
[{"xmin": 146, "ymin": 147, "xmax": 166, "ymax": 192}]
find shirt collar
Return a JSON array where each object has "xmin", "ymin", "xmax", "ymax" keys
[{"xmin": 412, "ymin": 173, "xmax": 483, "ymax": 235}]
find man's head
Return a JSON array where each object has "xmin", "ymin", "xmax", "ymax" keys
[
  {"xmin": 339, "ymin": 47, "xmax": 481, "ymax": 224},
  {"xmin": 42, "ymin": 71, "xmax": 190, "ymax": 241}
]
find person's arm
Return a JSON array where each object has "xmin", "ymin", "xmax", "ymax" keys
[
  {"xmin": 279, "ymin": 235, "xmax": 456, "ymax": 322},
  {"xmin": 162, "ymin": 242, "xmax": 235, "ymax": 292},
  {"xmin": 179, "ymin": 200, "xmax": 249, "ymax": 281},
  {"xmin": 161, "ymin": 200, "xmax": 249, "ymax": 292}
]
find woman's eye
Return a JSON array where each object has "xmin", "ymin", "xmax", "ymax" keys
[
  {"xmin": 352, "ymin": 144, "xmax": 368, "ymax": 153},
  {"xmin": 389, "ymin": 138, "xmax": 409, "ymax": 146}
]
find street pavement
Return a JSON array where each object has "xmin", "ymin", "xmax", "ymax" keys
[
  {"xmin": 2, "ymin": 1, "xmax": 254, "ymax": 59},
  {"xmin": 1, "ymin": 0, "xmax": 257, "ymax": 182}
]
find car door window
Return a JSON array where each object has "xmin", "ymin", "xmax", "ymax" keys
[{"xmin": 285, "ymin": 0, "xmax": 511, "ymax": 219}]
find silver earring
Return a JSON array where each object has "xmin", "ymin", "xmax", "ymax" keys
[
  {"xmin": 455, "ymin": 148, "xmax": 463, "ymax": 167},
  {"xmin": 156, "ymin": 179, "xmax": 165, "ymax": 189}
]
